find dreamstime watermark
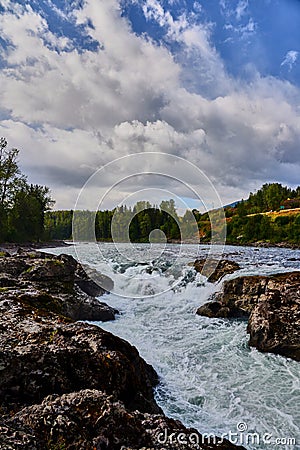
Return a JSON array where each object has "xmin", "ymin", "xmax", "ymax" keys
[
  {"xmin": 156, "ymin": 422, "xmax": 297, "ymax": 448},
  {"xmin": 72, "ymin": 152, "xmax": 227, "ymax": 298}
]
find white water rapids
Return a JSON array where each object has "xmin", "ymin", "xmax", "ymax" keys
[{"xmin": 44, "ymin": 243, "xmax": 300, "ymax": 449}]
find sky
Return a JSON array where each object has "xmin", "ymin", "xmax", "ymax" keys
[{"xmin": 0, "ymin": 0, "xmax": 300, "ymax": 210}]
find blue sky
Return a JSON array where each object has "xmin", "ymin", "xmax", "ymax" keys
[
  {"xmin": 124, "ymin": 0, "xmax": 300, "ymax": 85},
  {"xmin": 0, "ymin": 0, "xmax": 299, "ymax": 209}
]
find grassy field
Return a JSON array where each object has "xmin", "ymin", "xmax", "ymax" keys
[{"xmin": 248, "ymin": 207, "xmax": 300, "ymax": 220}]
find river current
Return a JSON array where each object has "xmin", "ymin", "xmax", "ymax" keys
[{"xmin": 44, "ymin": 243, "xmax": 300, "ymax": 449}]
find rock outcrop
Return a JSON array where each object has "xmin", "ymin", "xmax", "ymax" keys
[
  {"xmin": 0, "ymin": 298, "xmax": 159, "ymax": 415},
  {"xmin": 197, "ymin": 272, "xmax": 300, "ymax": 361},
  {"xmin": 0, "ymin": 250, "xmax": 116, "ymax": 322},
  {"xmin": 193, "ymin": 259, "xmax": 240, "ymax": 283},
  {"xmin": 0, "ymin": 251, "xmax": 245, "ymax": 450},
  {"xmin": 1, "ymin": 388, "xmax": 245, "ymax": 449},
  {"xmin": 0, "ymin": 253, "xmax": 246, "ymax": 450}
]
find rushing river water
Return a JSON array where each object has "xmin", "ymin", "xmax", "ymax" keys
[{"xmin": 44, "ymin": 243, "xmax": 300, "ymax": 449}]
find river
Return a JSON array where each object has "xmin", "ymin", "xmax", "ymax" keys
[{"xmin": 44, "ymin": 243, "xmax": 300, "ymax": 449}]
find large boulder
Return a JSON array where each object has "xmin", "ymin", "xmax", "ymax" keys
[
  {"xmin": 0, "ymin": 299, "xmax": 159, "ymax": 415},
  {"xmin": 197, "ymin": 301, "xmax": 232, "ymax": 319},
  {"xmin": 0, "ymin": 251, "xmax": 116, "ymax": 322},
  {"xmin": 247, "ymin": 288, "xmax": 300, "ymax": 361},
  {"xmin": 197, "ymin": 272, "xmax": 300, "ymax": 361},
  {"xmin": 75, "ymin": 263, "xmax": 114, "ymax": 296},
  {"xmin": 193, "ymin": 259, "xmax": 240, "ymax": 283}
]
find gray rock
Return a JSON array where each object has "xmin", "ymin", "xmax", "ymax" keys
[
  {"xmin": 0, "ymin": 252, "xmax": 245, "ymax": 450},
  {"xmin": 0, "ymin": 300, "xmax": 159, "ymax": 415},
  {"xmin": 75, "ymin": 263, "xmax": 114, "ymax": 296},
  {"xmin": 4, "ymin": 389, "xmax": 245, "ymax": 450},
  {"xmin": 197, "ymin": 302, "xmax": 231, "ymax": 318},
  {"xmin": 0, "ymin": 251, "xmax": 116, "ymax": 322},
  {"xmin": 193, "ymin": 259, "xmax": 240, "ymax": 283}
]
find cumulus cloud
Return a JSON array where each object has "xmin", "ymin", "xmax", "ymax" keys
[
  {"xmin": 0, "ymin": 0, "xmax": 300, "ymax": 209},
  {"xmin": 142, "ymin": 0, "xmax": 230, "ymax": 97}
]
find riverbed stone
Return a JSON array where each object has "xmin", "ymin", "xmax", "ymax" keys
[{"xmin": 193, "ymin": 258, "xmax": 240, "ymax": 283}]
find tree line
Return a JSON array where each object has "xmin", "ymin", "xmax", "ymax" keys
[
  {"xmin": 0, "ymin": 138, "xmax": 53, "ymax": 242},
  {"xmin": 2, "ymin": 138, "xmax": 299, "ymax": 247},
  {"xmin": 45, "ymin": 200, "xmax": 190, "ymax": 242},
  {"xmin": 45, "ymin": 182, "xmax": 300, "ymax": 245}
]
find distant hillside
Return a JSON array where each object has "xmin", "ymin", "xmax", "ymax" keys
[{"xmin": 195, "ymin": 183, "xmax": 300, "ymax": 246}]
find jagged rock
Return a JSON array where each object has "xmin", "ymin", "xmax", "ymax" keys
[
  {"xmin": 0, "ymin": 251, "xmax": 116, "ymax": 322},
  {"xmin": 0, "ymin": 257, "xmax": 29, "ymax": 278},
  {"xmin": 76, "ymin": 263, "xmax": 114, "ymax": 296},
  {"xmin": 0, "ymin": 274, "xmax": 17, "ymax": 288},
  {"xmin": 3, "ymin": 389, "xmax": 244, "ymax": 450},
  {"xmin": 0, "ymin": 252, "xmax": 245, "ymax": 450},
  {"xmin": 193, "ymin": 259, "xmax": 240, "ymax": 283},
  {"xmin": 20, "ymin": 255, "xmax": 76, "ymax": 283},
  {"xmin": 197, "ymin": 272, "xmax": 300, "ymax": 361},
  {"xmin": 197, "ymin": 302, "xmax": 231, "ymax": 319},
  {"xmin": 0, "ymin": 299, "xmax": 159, "ymax": 415},
  {"xmin": 247, "ymin": 287, "xmax": 300, "ymax": 361}
]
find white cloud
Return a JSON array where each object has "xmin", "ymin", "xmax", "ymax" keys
[
  {"xmin": 235, "ymin": 0, "xmax": 248, "ymax": 20},
  {"xmin": 0, "ymin": 0, "xmax": 300, "ymax": 209},
  {"xmin": 281, "ymin": 50, "xmax": 298, "ymax": 71},
  {"xmin": 142, "ymin": 0, "xmax": 231, "ymax": 97}
]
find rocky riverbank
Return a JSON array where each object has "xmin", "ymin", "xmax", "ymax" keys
[
  {"xmin": 0, "ymin": 250, "xmax": 244, "ymax": 449},
  {"xmin": 197, "ymin": 271, "xmax": 300, "ymax": 362},
  {"xmin": 0, "ymin": 249, "xmax": 116, "ymax": 322}
]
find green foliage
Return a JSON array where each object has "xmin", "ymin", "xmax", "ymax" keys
[
  {"xmin": 45, "ymin": 181, "xmax": 300, "ymax": 246},
  {"xmin": 46, "ymin": 201, "xmax": 182, "ymax": 243},
  {"xmin": 203, "ymin": 182, "xmax": 300, "ymax": 245},
  {"xmin": 246, "ymin": 183, "xmax": 293, "ymax": 213},
  {"xmin": 0, "ymin": 138, "xmax": 54, "ymax": 243}
]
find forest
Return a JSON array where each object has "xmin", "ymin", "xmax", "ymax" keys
[
  {"xmin": 222, "ymin": 183, "xmax": 300, "ymax": 245},
  {"xmin": 46, "ymin": 200, "xmax": 186, "ymax": 243},
  {"xmin": 45, "ymin": 182, "xmax": 300, "ymax": 245}
]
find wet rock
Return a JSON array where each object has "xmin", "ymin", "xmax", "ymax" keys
[
  {"xmin": 197, "ymin": 272, "xmax": 300, "ymax": 361},
  {"xmin": 247, "ymin": 286, "xmax": 300, "ymax": 361},
  {"xmin": 20, "ymin": 256, "xmax": 75, "ymax": 283},
  {"xmin": 197, "ymin": 302, "xmax": 231, "ymax": 319},
  {"xmin": 0, "ymin": 274, "xmax": 17, "ymax": 288},
  {"xmin": 193, "ymin": 259, "xmax": 240, "ymax": 283},
  {"xmin": 75, "ymin": 263, "xmax": 114, "ymax": 296},
  {"xmin": 0, "ymin": 257, "xmax": 29, "ymax": 278},
  {"xmin": 4, "ymin": 389, "xmax": 244, "ymax": 450},
  {"xmin": 0, "ymin": 251, "xmax": 116, "ymax": 322},
  {"xmin": 0, "ymin": 300, "xmax": 159, "ymax": 415}
]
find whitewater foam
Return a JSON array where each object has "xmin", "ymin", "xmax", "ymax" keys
[{"xmin": 44, "ymin": 243, "xmax": 300, "ymax": 449}]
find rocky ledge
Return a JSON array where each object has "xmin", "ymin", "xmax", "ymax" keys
[
  {"xmin": 0, "ymin": 249, "xmax": 116, "ymax": 322},
  {"xmin": 197, "ymin": 272, "xmax": 300, "ymax": 361},
  {"xmin": 193, "ymin": 259, "xmax": 240, "ymax": 283},
  {"xmin": 0, "ymin": 250, "xmax": 245, "ymax": 449}
]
